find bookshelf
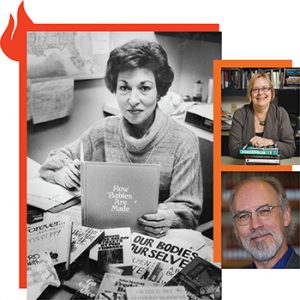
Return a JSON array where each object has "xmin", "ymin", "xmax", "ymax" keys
[
  {"xmin": 221, "ymin": 172, "xmax": 300, "ymax": 268},
  {"xmin": 221, "ymin": 68, "xmax": 300, "ymax": 156},
  {"xmin": 221, "ymin": 68, "xmax": 286, "ymax": 91},
  {"xmin": 283, "ymin": 68, "xmax": 300, "ymax": 87}
]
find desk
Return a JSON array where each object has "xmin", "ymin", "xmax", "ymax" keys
[
  {"xmin": 27, "ymin": 158, "xmax": 215, "ymax": 300},
  {"xmin": 172, "ymin": 113, "xmax": 213, "ymax": 142},
  {"xmin": 222, "ymin": 156, "xmax": 300, "ymax": 165}
]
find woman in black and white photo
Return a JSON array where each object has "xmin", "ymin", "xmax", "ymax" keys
[{"xmin": 39, "ymin": 39, "xmax": 203, "ymax": 237}]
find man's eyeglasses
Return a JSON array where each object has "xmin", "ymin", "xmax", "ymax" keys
[
  {"xmin": 251, "ymin": 87, "xmax": 271, "ymax": 95},
  {"xmin": 233, "ymin": 204, "xmax": 281, "ymax": 226}
]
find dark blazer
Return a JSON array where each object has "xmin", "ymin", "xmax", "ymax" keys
[
  {"xmin": 243, "ymin": 247, "xmax": 300, "ymax": 269},
  {"xmin": 286, "ymin": 247, "xmax": 300, "ymax": 269},
  {"xmin": 229, "ymin": 103, "xmax": 296, "ymax": 159}
]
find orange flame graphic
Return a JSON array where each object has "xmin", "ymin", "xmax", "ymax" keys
[{"xmin": 0, "ymin": 1, "xmax": 34, "ymax": 61}]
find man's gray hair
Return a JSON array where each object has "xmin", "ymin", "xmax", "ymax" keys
[{"xmin": 229, "ymin": 176, "xmax": 289, "ymax": 214}]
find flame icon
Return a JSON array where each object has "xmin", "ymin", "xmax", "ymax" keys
[{"xmin": 0, "ymin": 1, "xmax": 34, "ymax": 61}]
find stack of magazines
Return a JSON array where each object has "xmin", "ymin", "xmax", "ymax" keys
[{"xmin": 239, "ymin": 145, "xmax": 280, "ymax": 165}]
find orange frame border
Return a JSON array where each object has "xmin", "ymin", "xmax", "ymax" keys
[
  {"xmin": 212, "ymin": 60, "xmax": 293, "ymax": 262},
  {"xmin": 0, "ymin": 4, "xmax": 220, "ymax": 288}
]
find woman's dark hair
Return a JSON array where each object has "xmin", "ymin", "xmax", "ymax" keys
[{"xmin": 105, "ymin": 39, "xmax": 174, "ymax": 98}]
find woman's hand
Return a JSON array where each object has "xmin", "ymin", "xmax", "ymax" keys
[
  {"xmin": 54, "ymin": 159, "xmax": 81, "ymax": 189},
  {"xmin": 249, "ymin": 136, "xmax": 274, "ymax": 148},
  {"xmin": 138, "ymin": 209, "xmax": 176, "ymax": 238}
]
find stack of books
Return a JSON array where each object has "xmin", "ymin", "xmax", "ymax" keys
[
  {"xmin": 239, "ymin": 145, "xmax": 280, "ymax": 165},
  {"xmin": 283, "ymin": 68, "xmax": 300, "ymax": 87}
]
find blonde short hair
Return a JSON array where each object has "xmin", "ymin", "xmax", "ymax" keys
[{"xmin": 247, "ymin": 72, "xmax": 275, "ymax": 102}]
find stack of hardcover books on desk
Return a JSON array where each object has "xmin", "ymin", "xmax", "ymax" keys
[{"xmin": 239, "ymin": 145, "xmax": 280, "ymax": 165}]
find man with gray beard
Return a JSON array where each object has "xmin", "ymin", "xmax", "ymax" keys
[{"xmin": 229, "ymin": 176, "xmax": 299, "ymax": 268}]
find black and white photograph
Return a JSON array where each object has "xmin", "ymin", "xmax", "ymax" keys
[{"xmin": 26, "ymin": 31, "xmax": 221, "ymax": 299}]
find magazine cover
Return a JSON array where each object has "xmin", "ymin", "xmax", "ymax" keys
[
  {"xmin": 27, "ymin": 251, "xmax": 61, "ymax": 300},
  {"xmin": 70, "ymin": 225, "xmax": 105, "ymax": 265},
  {"xmin": 126, "ymin": 286, "xmax": 188, "ymax": 300},
  {"xmin": 165, "ymin": 256, "xmax": 221, "ymax": 300},
  {"xmin": 27, "ymin": 215, "xmax": 73, "ymax": 270},
  {"xmin": 89, "ymin": 227, "xmax": 132, "ymax": 274},
  {"xmin": 131, "ymin": 232, "xmax": 199, "ymax": 285},
  {"xmin": 63, "ymin": 258, "xmax": 104, "ymax": 300},
  {"xmin": 94, "ymin": 273, "xmax": 153, "ymax": 300}
]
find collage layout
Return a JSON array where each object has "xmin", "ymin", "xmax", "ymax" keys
[
  {"xmin": 219, "ymin": 65, "xmax": 299, "ymax": 269},
  {"xmin": 1, "ymin": 22, "xmax": 297, "ymax": 299}
]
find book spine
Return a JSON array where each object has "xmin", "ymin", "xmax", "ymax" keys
[
  {"xmin": 243, "ymin": 155, "xmax": 280, "ymax": 159},
  {"xmin": 240, "ymin": 149, "xmax": 279, "ymax": 155},
  {"xmin": 245, "ymin": 158, "xmax": 280, "ymax": 165}
]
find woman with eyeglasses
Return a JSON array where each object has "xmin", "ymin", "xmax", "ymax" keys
[
  {"xmin": 39, "ymin": 39, "xmax": 202, "ymax": 237},
  {"xmin": 229, "ymin": 72, "xmax": 295, "ymax": 158}
]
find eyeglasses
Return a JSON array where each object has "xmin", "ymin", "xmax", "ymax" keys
[
  {"xmin": 233, "ymin": 204, "xmax": 281, "ymax": 226},
  {"xmin": 251, "ymin": 87, "xmax": 271, "ymax": 95}
]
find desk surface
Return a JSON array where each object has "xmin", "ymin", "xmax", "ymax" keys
[{"xmin": 222, "ymin": 156, "xmax": 300, "ymax": 166}]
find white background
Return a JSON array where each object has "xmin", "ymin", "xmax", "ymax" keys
[{"xmin": 0, "ymin": 0, "xmax": 299, "ymax": 299}]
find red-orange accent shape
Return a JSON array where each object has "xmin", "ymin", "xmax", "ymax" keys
[{"xmin": 0, "ymin": 2, "xmax": 34, "ymax": 61}]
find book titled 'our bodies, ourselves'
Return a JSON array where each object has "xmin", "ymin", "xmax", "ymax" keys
[{"xmin": 81, "ymin": 162, "xmax": 160, "ymax": 232}]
